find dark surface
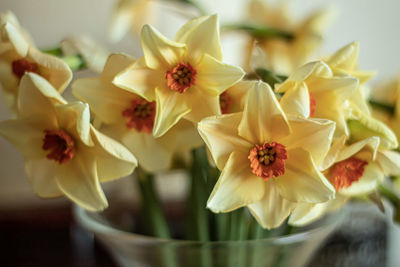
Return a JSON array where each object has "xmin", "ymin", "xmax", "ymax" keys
[{"xmin": 0, "ymin": 204, "xmax": 388, "ymax": 267}]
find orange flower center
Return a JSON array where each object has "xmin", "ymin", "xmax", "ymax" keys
[
  {"xmin": 330, "ymin": 157, "xmax": 368, "ymax": 190},
  {"xmin": 42, "ymin": 129, "xmax": 75, "ymax": 164},
  {"xmin": 165, "ymin": 61, "xmax": 197, "ymax": 93},
  {"xmin": 122, "ymin": 98, "xmax": 156, "ymax": 133},
  {"xmin": 220, "ymin": 92, "xmax": 233, "ymax": 114},
  {"xmin": 248, "ymin": 142, "xmax": 288, "ymax": 180},
  {"xmin": 12, "ymin": 58, "xmax": 39, "ymax": 79},
  {"xmin": 309, "ymin": 92, "xmax": 316, "ymax": 118}
]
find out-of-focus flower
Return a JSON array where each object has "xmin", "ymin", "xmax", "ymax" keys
[
  {"xmin": 276, "ymin": 61, "xmax": 358, "ymax": 137},
  {"xmin": 73, "ymin": 53, "xmax": 201, "ymax": 173},
  {"xmin": 246, "ymin": 0, "xmax": 332, "ymax": 75},
  {"xmin": 290, "ymin": 135, "xmax": 400, "ymax": 226},
  {"xmin": 109, "ymin": 0, "xmax": 155, "ymax": 42},
  {"xmin": 198, "ymin": 80, "xmax": 335, "ymax": 228},
  {"xmin": 0, "ymin": 11, "xmax": 72, "ymax": 111},
  {"xmin": 219, "ymin": 81, "xmax": 251, "ymax": 114},
  {"xmin": 0, "ymin": 72, "xmax": 137, "ymax": 211},
  {"xmin": 114, "ymin": 15, "xmax": 245, "ymax": 138},
  {"xmin": 61, "ymin": 36, "xmax": 109, "ymax": 73}
]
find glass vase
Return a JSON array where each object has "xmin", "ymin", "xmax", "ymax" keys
[{"xmin": 74, "ymin": 203, "xmax": 344, "ymax": 267}]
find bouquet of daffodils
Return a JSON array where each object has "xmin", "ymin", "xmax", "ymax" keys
[{"xmin": 1, "ymin": 0, "xmax": 400, "ymax": 244}]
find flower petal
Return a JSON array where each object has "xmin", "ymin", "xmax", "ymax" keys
[
  {"xmin": 198, "ymin": 113, "xmax": 252, "ymax": 170},
  {"xmin": 279, "ymin": 82, "xmax": 310, "ymax": 118},
  {"xmin": 248, "ymin": 179, "xmax": 296, "ymax": 229},
  {"xmin": 113, "ymin": 58, "xmax": 161, "ymax": 101},
  {"xmin": 280, "ymin": 117, "xmax": 335, "ymax": 166},
  {"xmin": 327, "ymin": 41, "xmax": 359, "ymax": 71},
  {"xmin": 207, "ymin": 151, "xmax": 264, "ymax": 212},
  {"xmin": 375, "ymin": 150, "xmax": 400, "ymax": 176},
  {"xmin": 184, "ymin": 87, "xmax": 221, "ymax": 122},
  {"xmin": 320, "ymin": 135, "xmax": 347, "ymax": 171},
  {"xmin": 90, "ymin": 126, "xmax": 137, "ymax": 181},
  {"xmin": 195, "ymin": 54, "xmax": 245, "ymax": 96},
  {"xmin": 25, "ymin": 157, "xmax": 61, "ymax": 198},
  {"xmin": 153, "ymin": 87, "xmax": 191, "ymax": 138},
  {"xmin": 288, "ymin": 202, "xmax": 328, "ymax": 227},
  {"xmin": 239, "ymin": 81, "xmax": 290, "ymax": 144},
  {"xmin": 101, "ymin": 53, "xmax": 135, "ymax": 82},
  {"xmin": 56, "ymin": 150, "xmax": 108, "ymax": 211},
  {"xmin": 72, "ymin": 77, "xmax": 132, "ymax": 124},
  {"xmin": 141, "ymin": 24, "xmax": 186, "ymax": 70},
  {"xmin": 1, "ymin": 21, "xmax": 29, "ymax": 57},
  {"xmin": 336, "ymin": 136, "xmax": 379, "ymax": 162},
  {"xmin": 175, "ymin": 14, "xmax": 222, "ymax": 63},
  {"xmin": 339, "ymin": 162, "xmax": 383, "ymax": 196},
  {"xmin": 275, "ymin": 148, "xmax": 335, "ymax": 203}
]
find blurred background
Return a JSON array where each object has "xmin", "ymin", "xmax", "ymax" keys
[{"xmin": 0, "ymin": 0, "xmax": 399, "ymax": 266}]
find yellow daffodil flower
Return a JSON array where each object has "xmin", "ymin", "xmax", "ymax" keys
[
  {"xmin": 245, "ymin": 0, "xmax": 332, "ymax": 75},
  {"xmin": 0, "ymin": 11, "xmax": 72, "ymax": 112},
  {"xmin": 219, "ymin": 81, "xmax": 252, "ymax": 114},
  {"xmin": 0, "ymin": 72, "xmax": 137, "ymax": 211},
  {"xmin": 109, "ymin": 0, "xmax": 154, "ymax": 42},
  {"xmin": 276, "ymin": 61, "xmax": 359, "ymax": 137},
  {"xmin": 73, "ymin": 53, "xmax": 202, "ymax": 173},
  {"xmin": 326, "ymin": 41, "xmax": 376, "ymax": 114},
  {"xmin": 290, "ymin": 135, "xmax": 400, "ymax": 226},
  {"xmin": 114, "ymin": 15, "xmax": 245, "ymax": 138},
  {"xmin": 198, "ymin": 80, "xmax": 335, "ymax": 229}
]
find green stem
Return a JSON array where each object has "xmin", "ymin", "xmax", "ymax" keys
[
  {"xmin": 180, "ymin": 0, "xmax": 208, "ymax": 15},
  {"xmin": 222, "ymin": 23, "xmax": 294, "ymax": 41},
  {"xmin": 369, "ymin": 99, "xmax": 395, "ymax": 115},
  {"xmin": 136, "ymin": 168, "xmax": 171, "ymax": 239},
  {"xmin": 254, "ymin": 68, "xmax": 286, "ymax": 87},
  {"xmin": 60, "ymin": 55, "xmax": 86, "ymax": 71},
  {"xmin": 42, "ymin": 47, "xmax": 63, "ymax": 56}
]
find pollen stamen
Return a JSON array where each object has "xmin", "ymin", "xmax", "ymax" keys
[
  {"xmin": 330, "ymin": 157, "xmax": 368, "ymax": 190},
  {"xmin": 42, "ymin": 129, "xmax": 75, "ymax": 164},
  {"xmin": 165, "ymin": 61, "xmax": 197, "ymax": 93},
  {"xmin": 122, "ymin": 98, "xmax": 156, "ymax": 133},
  {"xmin": 12, "ymin": 58, "xmax": 39, "ymax": 78}
]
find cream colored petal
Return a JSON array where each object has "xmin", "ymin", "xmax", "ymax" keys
[
  {"xmin": 276, "ymin": 148, "xmax": 335, "ymax": 203},
  {"xmin": 72, "ymin": 77, "xmax": 132, "ymax": 124},
  {"xmin": 101, "ymin": 53, "xmax": 135, "ymax": 82},
  {"xmin": 320, "ymin": 135, "xmax": 347, "ymax": 171},
  {"xmin": 28, "ymin": 47, "xmax": 72, "ymax": 93},
  {"xmin": 108, "ymin": 4, "xmax": 134, "ymax": 42},
  {"xmin": 336, "ymin": 136, "xmax": 379, "ymax": 162},
  {"xmin": 0, "ymin": 59, "xmax": 18, "ymax": 94},
  {"xmin": 18, "ymin": 72, "xmax": 66, "ymax": 118},
  {"xmin": 55, "ymin": 102, "xmax": 92, "ymax": 146},
  {"xmin": 121, "ymin": 129, "xmax": 171, "ymax": 173},
  {"xmin": 207, "ymin": 151, "xmax": 264, "ymax": 212},
  {"xmin": 327, "ymin": 41, "xmax": 359, "ymax": 71},
  {"xmin": 239, "ymin": 81, "xmax": 290, "ymax": 144},
  {"xmin": 153, "ymin": 87, "xmax": 191, "ymax": 138},
  {"xmin": 90, "ymin": 126, "xmax": 137, "ymax": 182},
  {"xmin": 339, "ymin": 162, "xmax": 383, "ymax": 196},
  {"xmin": 198, "ymin": 113, "xmax": 252, "ymax": 170},
  {"xmin": 307, "ymin": 76, "xmax": 359, "ymax": 101},
  {"xmin": 288, "ymin": 202, "xmax": 328, "ymax": 227},
  {"xmin": 0, "ymin": 116, "xmax": 51, "ymax": 158},
  {"xmin": 280, "ymin": 117, "xmax": 335, "ymax": 166},
  {"xmin": 279, "ymin": 82, "xmax": 310, "ymax": 118},
  {"xmin": 174, "ymin": 14, "xmax": 222, "ymax": 64},
  {"xmin": 56, "ymin": 150, "xmax": 108, "ymax": 211},
  {"xmin": 25, "ymin": 157, "xmax": 61, "ymax": 198},
  {"xmin": 224, "ymin": 81, "xmax": 252, "ymax": 113},
  {"xmin": 248, "ymin": 179, "xmax": 296, "ymax": 229},
  {"xmin": 375, "ymin": 150, "xmax": 400, "ymax": 176},
  {"xmin": 141, "ymin": 24, "xmax": 186, "ymax": 70},
  {"xmin": 195, "ymin": 54, "xmax": 244, "ymax": 96},
  {"xmin": 113, "ymin": 58, "xmax": 161, "ymax": 101},
  {"xmin": 2, "ymin": 22, "xmax": 29, "ymax": 57},
  {"xmin": 184, "ymin": 87, "xmax": 220, "ymax": 122},
  {"xmin": 168, "ymin": 119, "xmax": 203, "ymax": 152}
]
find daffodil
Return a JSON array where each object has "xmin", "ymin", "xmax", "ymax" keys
[
  {"xmin": 289, "ymin": 135, "xmax": 400, "ymax": 226},
  {"xmin": 0, "ymin": 72, "xmax": 137, "ymax": 211},
  {"xmin": 326, "ymin": 41, "xmax": 376, "ymax": 114},
  {"xmin": 73, "ymin": 53, "xmax": 201, "ymax": 173},
  {"xmin": 113, "ymin": 15, "xmax": 245, "ymax": 138},
  {"xmin": 245, "ymin": 0, "xmax": 332, "ymax": 75},
  {"xmin": 276, "ymin": 61, "xmax": 359, "ymax": 137},
  {"xmin": 219, "ymin": 81, "xmax": 251, "ymax": 114},
  {"xmin": 61, "ymin": 35, "xmax": 109, "ymax": 73},
  {"xmin": 0, "ymin": 11, "xmax": 72, "ymax": 111},
  {"xmin": 198, "ymin": 80, "xmax": 335, "ymax": 228},
  {"xmin": 109, "ymin": 0, "xmax": 154, "ymax": 42}
]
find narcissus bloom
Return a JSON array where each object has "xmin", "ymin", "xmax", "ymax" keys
[
  {"xmin": 113, "ymin": 15, "xmax": 245, "ymax": 137},
  {"xmin": 0, "ymin": 11, "xmax": 72, "ymax": 111},
  {"xmin": 73, "ymin": 53, "xmax": 201, "ymax": 173},
  {"xmin": 290, "ymin": 135, "xmax": 400, "ymax": 226},
  {"xmin": 245, "ymin": 0, "xmax": 332, "ymax": 75},
  {"xmin": 198, "ymin": 80, "xmax": 335, "ymax": 228},
  {"xmin": 276, "ymin": 61, "xmax": 359, "ymax": 137},
  {"xmin": 219, "ymin": 81, "xmax": 251, "ymax": 114},
  {"xmin": 0, "ymin": 73, "xmax": 137, "ymax": 211}
]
